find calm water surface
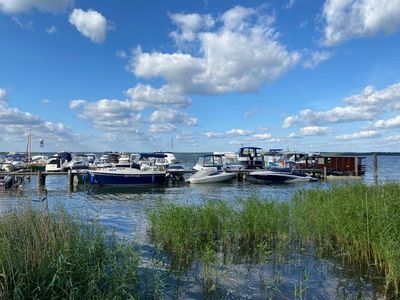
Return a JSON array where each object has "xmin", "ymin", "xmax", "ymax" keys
[{"xmin": 1, "ymin": 154, "xmax": 399, "ymax": 299}]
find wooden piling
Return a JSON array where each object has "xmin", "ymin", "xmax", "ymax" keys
[
  {"xmin": 68, "ymin": 169, "xmax": 73, "ymax": 189},
  {"xmin": 323, "ymin": 167, "xmax": 327, "ymax": 181},
  {"xmin": 373, "ymin": 153, "xmax": 378, "ymax": 182},
  {"xmin": 38, "ymin": 170, "xmax": 46, "ymax": 187},
  {"xmin": 354, "ymin": 156, "xmax": 359, "ymax": 176}
]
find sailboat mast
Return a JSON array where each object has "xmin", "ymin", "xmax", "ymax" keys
[{"xmin": 26, "ymin": 127, "xmax": 32, "ymax": 164}]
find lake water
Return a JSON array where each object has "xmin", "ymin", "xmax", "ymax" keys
[{"xmin": 1, "ymin": 154, "xmax": 399, "ymax": 299}]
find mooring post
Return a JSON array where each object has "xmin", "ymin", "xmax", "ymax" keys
[
  {"xmin": 38, "ymin": 170, "xmax": 45, "ymax": 188},
  {"xmin": 373, "ymin": 153, "xmax": 378, "ymax": 183},
  {"xmin": 323, "ymin": 167, "xmax": 327, "ymax": 181},
  {"xmin": 68, "ymin": 169, "xmax": 73, "ymax": 189},
  {"xmin": 354, "ymin": 156, "xmax": 359, "ymax": 176}
]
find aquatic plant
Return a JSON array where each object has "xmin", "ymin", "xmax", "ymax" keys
[
  {"xmin": 293, "ymin": 182, "xmax": 400, "ymax": 295},
  {"xmin": 0, "ymin": 206, "xmax": 140, "ymax": 299},
  {"xmin": 147, "ymin": 197, "xmax": 290, "ymax": 270}
]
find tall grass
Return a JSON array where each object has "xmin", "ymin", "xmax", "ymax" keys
[
  {"xmin": 293, "ymin": 183, "xmax": 400, "ymax": 294},
  {"xmin": 0, "ymin": 206, "xmax": 140, "ymax": 299},
  {"xmin": 148, "ymin": 197, "xmax": 290, "ymax": 269}
]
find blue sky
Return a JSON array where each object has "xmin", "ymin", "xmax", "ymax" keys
[{"xmin": 1, "ymin": 0, "xmax": 400, "ymax": 152}]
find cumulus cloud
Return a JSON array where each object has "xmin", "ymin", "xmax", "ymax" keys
[
  {"xmin": 372, "ymin": 115, "xmax": 400, "ymax": 129},
  {"xmin": 71, "ymin": 98, "xmax": 141, "ymax": 131},
  {"xmin": 0, "ymin": 91, "xmax": 82, "ymax": 149},
  {"xmin": 253, "ymin": 133, "xmax": 273, "ymax": 140},
  {"xmin": 322, "ymin": 0, "xmax": 400, "ymax": 46},
  {"xmin": 283, "ymin": 82, "xmax": 400, "ymax": 128},
  {"xmin": 0, "ymin": 0, "xmax": 73, "ymax": 14},
  {"xmin": 149, "ymin": 123, "xmax": 176, "ymax": 133},
  {"xmin": 302, "ymin": 50, "xmax": 331, "ymax": 69},
  {"xmin": 0, "ymin": 88, "xmax": 6, "ymax": 101},
  {"xmin": 126, "ymin": 84, "xmax": 191, "ymax": 110},
  {"xmin": 336, "ymin": 130, "xmax": 380, "ymax": 140},
  {"xmin": 69, "ymin": 99, "xmax": 87, "ymax": 109},
  {"xmin": 299, "ymin": 126, "xmax": 331, "ymax": 136},
  {"xmin": 70, "ymin": 97, "xmax": 197, "ymax": 135},
  {"xmin": 203, "ymin": 128, "xmax": 253, "ymax": 139},
  {"xmin": 69, "ymin": 8, "xmax": 109, "ymax": 43},
  {"xmin": 386, "ymin": 134, "xmax": 400, "ymax": 141},
  {"xmin": 150, "ymin": 108, "xmax": 197, "ymax": 126},
  {"xmin": 169, "ymin": 12, "xmax": 214, "ymax": 45},
  {"xmin": 130, "ymin": 6, "xmax": 300, "ymax": 96}
]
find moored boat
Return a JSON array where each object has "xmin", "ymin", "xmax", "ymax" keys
[
  {"xmin": 248, "ymin": 168, "xmax": 316, "ymax": 184},
  {"xmin": 187, "ymin": 168, "xmax": 236, "ymax": 184},
  {"xmin": 90, "ymin": 168, "xmax": 166, "ymax": 186}
]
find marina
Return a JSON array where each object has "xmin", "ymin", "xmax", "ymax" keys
[{"xmin": 0, "ymin": 153, "xmax": 399, "ymax": 298}]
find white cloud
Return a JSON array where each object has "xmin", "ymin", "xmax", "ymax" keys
[
  {"xmin": 150, "ymin": 108, "xmax": 197, "ymax": 126},
  {"xmin": 69, "ymin": 99, "xmax": 87, "ymax": 109},
  {"xmin": 169, "ymin": 12, "xmax": 214, "ymax": 45},
  {"xmin": 149, "ymin": 123, "xmax": 176, "ymax": 133},
  {"xmin": 130, "ymin": 6, "xmax": 300, "ymax": 96},
  {"xmin": 126, "ymin": 84, "xmax": 191, "ymax": 110},
  {"xmin": 322, "ymin": 0, "xmax": 400, "ymax": 46},
  {"xmin": 253, "ymin": 133, "xmax": 273, "ymax": 140},
  {"xmin": 0, "ymin": 93, "xmax": 82, "ymax": 149},
  {"xmin": 46, "ymin": 25, "xmax": 57, "ymax": 34},
  {"xmin": 283, "ymin": 82, "xmax": 400, "ymax": 128},
  {"xmin": 69, "ymin": 8, "xmax": 108, "ymax": 43},
  {"xmin": 0, "ymin": 88, "xmax": 6, "ymax": 101},
  {"xmin": 386, "ymin": 134, "xmax": 400, "ymax": 141},
  {"xmin": 41, "ymin": 99, "xmax": 50, "ymax": 104},
  {"xmin": 299, "ymin": 126, "xmax": 331, "ymax": 136},
  {"xmin": 203, "ymin": 128, "xmax": 253, "ymax": 139},
  {"xmin": 302, "ymin": 50, "xmax": 331, "ymax": 69},
  {"xmin": 372, "ymin": 115, "xmax": 400, "ymax": 128},
  {"xmin": 71, "ymin": 98, "xmax": 142, "ymax": 132},
  {"xmin": 336, "ymin": 130, "xmax": 380, "ymax": 140},
  {"xmin": 0, "ymin": 0, "xmax": 73, "ymax": 14}
]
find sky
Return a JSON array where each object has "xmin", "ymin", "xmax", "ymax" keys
[{"xmin": 1, "ymin": 0, "xmax": 400, "ymax": 153}]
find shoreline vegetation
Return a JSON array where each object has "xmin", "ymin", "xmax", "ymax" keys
[
  {"xmin": 0, "ymin": 206, "xmax": 140, "ymax": 299},
  {"xmin": 0, "ymin": 182, "xmax": 399, "ymax": 298},
  {"xmin": 149, "ymin": 182, "xmax": 400, "ymax": 297}
]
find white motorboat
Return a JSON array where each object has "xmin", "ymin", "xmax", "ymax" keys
[
  {"xmin": 214, "ymin": 151, "xmax": 243, "ymax": 171},
  {"xmin": 45, "ymin": 152, "xmax": 72, "ymax": 172},
  {"xmin": 69, "ymin": 154, "xmax": 90, "ymax": 170},
  {"xmin": 187, "ymin": 168, "xmax": 236, "ymax": 184},
  {"xmin": 193, "ymin": 154, "xmax": 224, "ymax": 171}
]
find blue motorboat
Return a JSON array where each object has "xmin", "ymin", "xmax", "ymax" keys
[{"xmin": 90, "ymin": 168, "xmax": 166, "ymax": 186}]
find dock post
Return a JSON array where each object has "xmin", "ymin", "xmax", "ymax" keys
[
  {"xmin": 68, "ymin": 169, "xmax": 73, "ymax": 190},
  {"xmin": 38, "ymin": 170, "xmax": 46, "ymax": 188},
  {"xmin": 323, "ymin": 167, "xmax": 327, "ymax": 181},
  {"xmin": 354, "ymin": 156, "xmax": 359, "ymax": 176},
  {"xmin": 373, "ymin": 153, "xmax": 378, "ymax": 183}
]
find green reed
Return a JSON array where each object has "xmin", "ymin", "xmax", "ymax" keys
[
  {"xmin": 293, "ymin": 182, "xmax": 400, "ymax": 294},
  {"xmin": 148, "ymin": 197, "xmax": 290, "ymax": 270},
  {"xmin": 0, "ymin": 206, "xmax": 140, "ymax": 299}
]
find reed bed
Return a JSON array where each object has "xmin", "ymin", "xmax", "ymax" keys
[
  {"xmin": 293, "ymin": 182, "xmax": 400, "ymax": 294},
  {"xmin": 0, "ymin": 206, "xmax": 140, "ymax": 299},
  {"xmin": 148, "ymin": 197, "xmax": 290, "ymax": 269}
]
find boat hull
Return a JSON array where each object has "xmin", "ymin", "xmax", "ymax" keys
[
  {"xmin": 92, "ymin": 170, "xmax": 166, "ymax": 186},
  {"xmin": 248, "ymin": 171, "xmax": 313, "ymax": 184},
  {"xmin": 187, "ymin": 171, "xmax": 236, "ymax": 184}
]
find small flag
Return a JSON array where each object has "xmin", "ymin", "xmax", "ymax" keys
[{"xmin": 40, "ymin": 139, "xmax": 44, "ymax": 148}]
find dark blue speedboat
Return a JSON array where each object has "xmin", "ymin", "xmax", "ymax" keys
[{"xmin": 91, "ymin": 168, "xmax": 166, "ymax": 186}]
